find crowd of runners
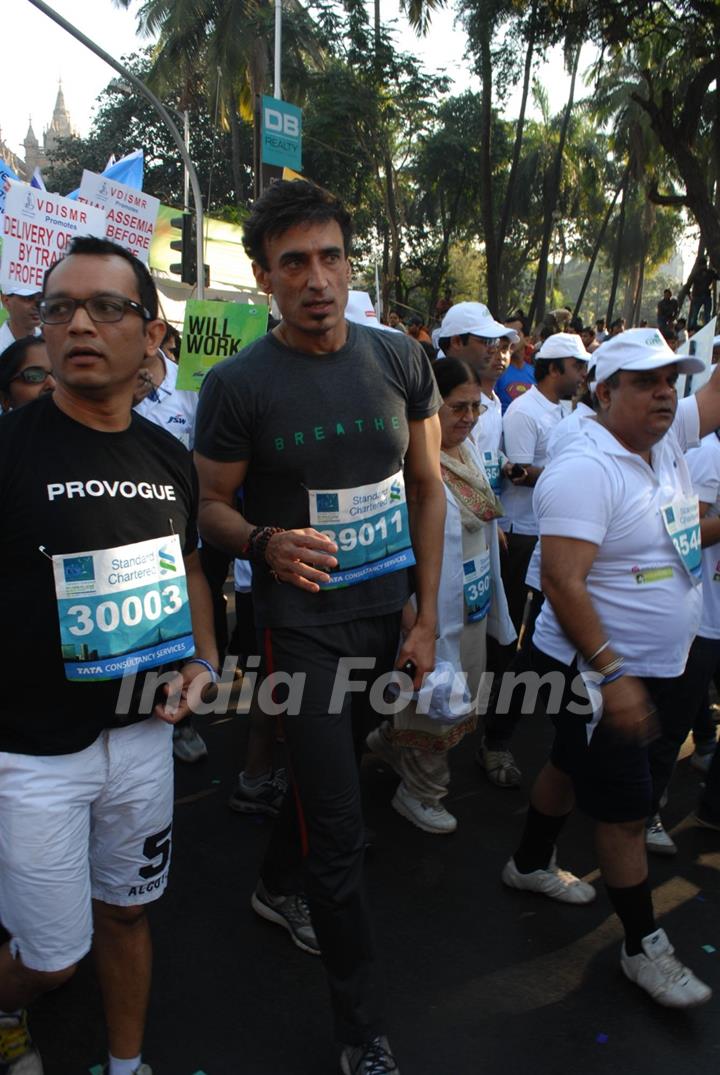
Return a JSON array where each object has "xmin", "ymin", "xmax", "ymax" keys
[{"xmin": 0, "ymin": 178, "xmax": 719, "ymax": 1075}]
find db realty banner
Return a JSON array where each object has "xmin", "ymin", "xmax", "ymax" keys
[
  {"xmin": 78, "ymin": 170, "xmax": 159, "ymax": 263},
  {"xmin": 177, "ymin": 300, "xmax": 268, "ymax": 391},
  {"xmin": 1, "ymin": 181, "xmax": 105, "ymax": 292}
]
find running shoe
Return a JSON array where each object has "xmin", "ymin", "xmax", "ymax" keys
[
  {"xmin": 392, "ymin": 782, "xmax": 457, "ymax": 834},
  {"xmin": 0, "ymin": 1011, "xmax": 43, "ymax": 1074},
  {"xmin": 645, "ymin": 814, "xmax": 677, "ymax": 856},
  {"xmin": 251, "ymin": 879, "xmax": 320, "ymax": 955},
  {"xmin": 621, "ymin": 928, "xmax": 712, "ymax": 1008},
  {"xmin": 172, "ymin": 722, "xmax": 208, "ymax": 763},
  {"xmin": 502, "ymin": 851, "xmax": 596, "ymax": 904},
  {"xmin": 228, "ymin": 769, "xmax": 287, "ymax": 816},
  {"xmin": 476, "ymin": 736, "xmax": 522, "ymax": 787},
  {"xmin": 340, "ymin": 1035, "xmax": 399, "ymax": 1075}
]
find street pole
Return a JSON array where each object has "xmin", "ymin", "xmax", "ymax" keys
[
  {"xmin": 183, "ymin": 109, "xmax": 190, "ymax": 212},
  {"xmin": 274, "ymin": 0, "xmax": 282, "ymax": 99},
  {"xmin": 25, "ymin": 0, "xmax": 206, "ymax": 299}
]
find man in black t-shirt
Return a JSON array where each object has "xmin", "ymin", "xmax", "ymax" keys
[
  {"xmin": 0, "ymin": 238, "xmax": 217, "ymax": 1075},
  {"xmin": 194, "ymin": 180, "xmax": 445, "ymax": 1075}
]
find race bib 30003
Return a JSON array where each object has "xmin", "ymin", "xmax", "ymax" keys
[
  {"xmin": 308, "ymin": 469, "xmax": 415, "ymax": 589},
  {"xmin": 52, "ymin": 534, "xmax": 194, "ymax": 681}
]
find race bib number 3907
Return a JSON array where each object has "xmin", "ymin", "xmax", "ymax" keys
[
  {"xmin": 308, "ymin": 469, "xmax": 416, "ymax": 588},
  {"xmin": 52, "ymin": 534, "xmax": 194, "ymax": 681}
]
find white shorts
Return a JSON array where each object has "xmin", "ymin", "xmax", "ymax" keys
[{"xmin": 0, "ymin": 718, "xmax": 173, "ymax": 972}]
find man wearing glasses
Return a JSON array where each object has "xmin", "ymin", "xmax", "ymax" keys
[
  {"xmin": 0, "ymin": 285, "xmax": 42, "ymax": 356},
  {"xmin": 0, "ymin": 237, "xmax": 216, "ymax": 1075}
]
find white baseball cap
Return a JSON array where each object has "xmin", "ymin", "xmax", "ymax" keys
[
  {"xmin": 2, "ymin": 285, "xmax": 41, "ymax": 297},
  {"xmin": 536, "ymin": 332, "xmax": 590, "ymax": 362},
  {"xmin": 594, "ymin": 327, "xmax": 704, "ymax": 383},
  {"xmin": 440, "ymin": 301, "xmax": 518, "ymax": 343}
]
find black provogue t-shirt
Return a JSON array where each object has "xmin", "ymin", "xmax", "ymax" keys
[
  {"xmin": 0, "ymin": 395, "xmax": 198, "ymax": 756},
  {"xmin": 195, "ymin": 322, "xmax": 441, "ymax": 627}
]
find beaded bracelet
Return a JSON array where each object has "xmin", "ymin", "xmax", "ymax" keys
[{"xmin": 242, "ymin": 525, "xmax": 285, "ymax": 566}]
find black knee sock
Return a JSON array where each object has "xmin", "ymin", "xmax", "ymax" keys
[
  {"xmin": 606, "ymin": 878, "xmax": 656, "ymax": 956},
  {"xmin": 513, "ymin": 805, "xmax": 569, "ymax": 873}
]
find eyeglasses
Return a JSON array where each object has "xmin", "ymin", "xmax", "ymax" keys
[
  {"xmin": 470, "ymin": 335, "xmax": 499, "ymax": 347},
  {"xmin": 11, "ymin": 366, "xmax": 53, "ymax": 385},
  {"xmin": 39, "ymin": 295, "xmax": 151, "ymax": 325},
  {"xmin": 445, "ymin": 401, "xmax": 487, "ymax": 416}
]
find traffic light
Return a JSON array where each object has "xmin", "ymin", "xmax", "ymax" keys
[{"xmin": 169, "ymin": 213, "xmax": 209, "ymax": 287}]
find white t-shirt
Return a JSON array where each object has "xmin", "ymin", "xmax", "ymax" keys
[
  {"xmin": 532, "ymin": 396, "xmax": 702, "ymax": 677},
  {"xmin": 525, "ymin": 403, "xmax": 596, "ymax": 590},
  {"xmin": 472, "ymin": 390, "xmax": 504, "ymax": 497},
  {"xmin": 687, "ymin": 433, "xmax": 720, "ymax": 639},
  {"xmin": 133, "ymin": 353, "xmax": 198, "ymax": 449},
  {"xmin": 501, "ymin": 385, "xmax": 563, "ymax": 535}
]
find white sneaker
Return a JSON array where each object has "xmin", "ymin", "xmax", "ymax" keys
[
  {"xmin": 621, "ymin": 928, "xmax": 712, "ymax": 1008},
  {"xmin": 502, "ymin": 851, "xmax": 596, "ymax": 904},
  {"xmin": 645, "ymin": 814, "xmax": 677, "ymax": 856},
  {"xmin": 392, "ymin": 782, "xmax": 457, "ymax": 834}
]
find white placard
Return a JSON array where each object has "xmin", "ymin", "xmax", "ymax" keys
[
  {"xmin": 1, "ymin": 182, "xmax": 106, "ymax": 292},
  {"xmin": 78, "ymin": 170, "xmax": 159, "ymax": 263}
]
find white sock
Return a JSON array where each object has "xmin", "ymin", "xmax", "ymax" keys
[{"xmin": 108, "ymin": 1054, "xmax": 141, "ymax": 1075}]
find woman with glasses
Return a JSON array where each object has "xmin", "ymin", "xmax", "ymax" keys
[
  {"xmin": 0, "ymin": 336, "xmax": 55, "ymax": 412},
  {"xmin": 367, "ymin": 358, "xmax": 516, "ymax": 833}
]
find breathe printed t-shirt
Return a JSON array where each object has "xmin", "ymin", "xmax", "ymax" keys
[
  {"xmin": 195, "ymin": 322, "xmax": 441, "ymax": 628},
  {"xmin": 0, "ymin": 395, "xmax": 198, "ymax": 756},
  {"xmin": 687, "ymin": 433, "xmax": 720, "ymax": 639},
  {"xmin": 532, "ymin": 396, "xmax": 701, "ymax": 678}
]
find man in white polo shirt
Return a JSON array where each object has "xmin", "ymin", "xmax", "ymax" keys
[
  {"xmin": 501, "ymin": 328, "xmax": 720, "ymax": 1008},
  {"xmin": 500, "ymin": 333, "xmax": 589, "ymax": 630},
  {"xmin": 436, "ymin": 302, "xmax": 516, "ymax": 498},
  {"xmin": 0, "ymin": 286, "xmax": 42, "ymax": 355}
]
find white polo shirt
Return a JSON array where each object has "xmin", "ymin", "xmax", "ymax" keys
[
  {"xmin": 532, "ymin": 396, "xmax": 702, "ymax": 677},
  {"xmin": 472, "ymin": 390, "xmax": 504, "ymax": 496},
  {"xmin": 687, "ymin": 433, "xmax": 720, "ymax": 639},
  {"xmin": 0, "ymin": 321, "xmax": 41, "ymax": 356},
  {"xmin": 502, "ymin": 385, "xmax": 563, "ymax": 535},
  {"xmin": 134, "ymin": 353, "xmax": 197, "ymax": 449}
]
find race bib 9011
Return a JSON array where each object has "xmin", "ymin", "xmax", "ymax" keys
[
  {"xmin": 308, "ymin": 469, "xmax": 415, "ymax": 589},
  {"xmin": 52, "ymin": 534, "xmax": 194, "ymax": 681}
]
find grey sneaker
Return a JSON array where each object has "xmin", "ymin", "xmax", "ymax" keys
[
  {"xmin": 645, "ymin": 814, "xmax": 677, "ymax": 856},
  {"xmin": 228, "ymin": 768, "xmax": 287, "ymax": 816},
  {"xmin": 172, "ymin": 722, "xmax": 208, "ymax": 763},
  {"xmin": 621, "ymin": 928, "xmax": 712, "ymax": 1008},
  {"xmin": 0, "ymin": 1011, "xmax": 43, "ymax": 1073},
  {"xmin": 251, "ymin": 879, "xmax": 320, "ymax": 955},
  {"xmin": 476, "ymin": 737, "xmax": 522, "ymax": 788},
  {"xmin": 340, "ymin": 1035, "xmax": 399, "ymax": 1074}
]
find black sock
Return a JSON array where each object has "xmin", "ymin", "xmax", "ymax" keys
[
  {"xmin": 606, "ymin": 878, "xmax": 656, "ymax": 955},
  {"xmin": 513, "ymin": 805, "xmax": 569, "ymax": 873}
]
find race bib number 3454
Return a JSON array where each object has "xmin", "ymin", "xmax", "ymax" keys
[
  {"xmin": 308, "ymin": 469, "xmax": 416, "ymax": 588},
  {"xmin": 52, "ymin": 534, "xmax": 194, "ymax": 681}
]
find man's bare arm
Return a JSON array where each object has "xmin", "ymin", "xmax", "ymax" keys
[
  {"xmin": 541, "ymin": 535, "xmax": 654, "ymax": 738},
  {"xmin": 194, "ymin": 452, "xmax": 338, "ymax": 593}
]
